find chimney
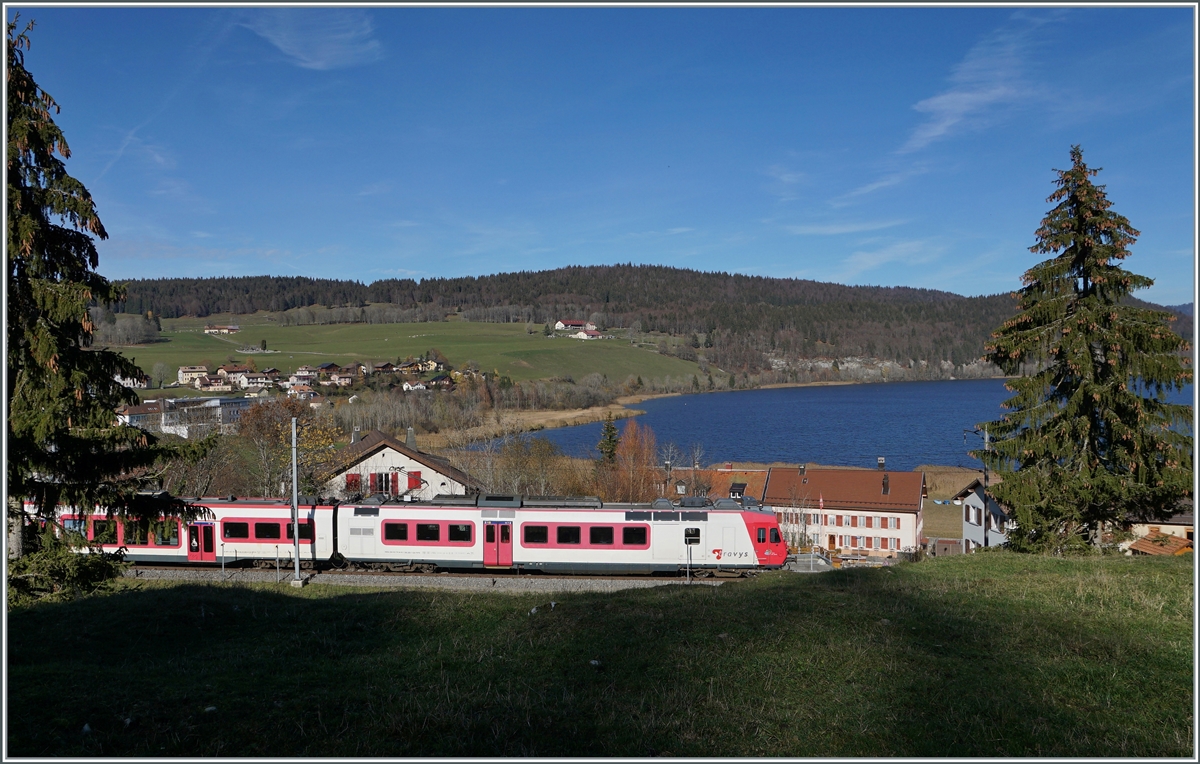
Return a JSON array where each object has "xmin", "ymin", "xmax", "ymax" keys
[
  {"xmin": 406, "ymin": 426, "xmax": 418, "ymax": 450},
  {"xmin": 724, "ymin": 462, "xmax": 732, "ymax": 471},
  {"xmin": 799, "ymin": 464, "xmax": 806, "ymax": 475},
  {"xmin": 877, "ymin": 456, "xmax": 886, "ymax": 471},
  {"xmin": 351, "ymin": 426, "xmax": 360, "ymax": 444},
  {"xmin": 882, "ymin": 474, "xmax": 890, "ymax": 495}
]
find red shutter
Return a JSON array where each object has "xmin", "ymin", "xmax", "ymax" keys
[
  {"xmin": 408, "ymin": 471, "xmax": 421, "ymax": 490},
  {"xmin": 896, "ymin": 517, "xmax": 902, "ymax": 530},
  {"xmin": 850, "ymin": 515, "xmax": 857, "ymax": 528},
  {"xmin": 369, "ymin": 473, "xmax": 378, "ymax": 493},
  {"xmin": 346, "ymin": 474, "xmax": 361, "ymax": 492},
  {"xmin": 391, "ymin": 472, "xmax": 399, "ymax": 496}
]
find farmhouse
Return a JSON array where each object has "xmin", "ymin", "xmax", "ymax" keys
[
  {"xmin": 203, "ymin": 324, "xmax": 240, "ymax": 334},
  {"xmin": 320, "ymin": 428, "xmax": 480, "ymax": 502},
  {"xmin": 762, "ymin": 463, "xmax": 926, "ymax": 557},
  {"xmin": 571, "ymin": 330, "xmax": 603, "ymax": 340},
  {"xmin": 555, "ymin": 319, "xmax": 596, "ymax": 331}
]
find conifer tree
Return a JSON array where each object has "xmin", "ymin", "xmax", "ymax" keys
[
  {"xmin": 975, "ymin": 146, "xmax": 1192, "ymax": 553},
  {"xmin": 7, "ymin": 19, "xmax": 193, "ymax": 547},
  {"xmin": 596, "ymin": 414, "xmax": 620, "ymax": 464}
]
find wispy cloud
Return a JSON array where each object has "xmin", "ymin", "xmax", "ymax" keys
[
  {"xmin": 900, "ymin": 14, "xmax": 1055, "ymax": 153},
  {"xmin": 356, "ymin": 181, "xmax": 391, "ymax": 196},
  {"xmin": 666, "ymin": 227, "xmax": 694, "ymax": 235},
  {"xmin": 835, "ymin": 239, "xmax": 941, "ymax": 282},
  {"xmin": 765, "ymin": 165, "xmax": 805, "ymax": 184},
  {"xmin": 239, "ymin": 9, "xmax": 384, "ymax": 70},
  {"xmin": 785, "ymin": 219, "xmax": 907, "ymax": 236}
]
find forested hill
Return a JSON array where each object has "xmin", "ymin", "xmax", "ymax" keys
[{"xmin": 112, "ymin": 265, "xmax": 1190, "ymax": 372}]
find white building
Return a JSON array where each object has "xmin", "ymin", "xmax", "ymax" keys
[
  {"xmin": 320, "ymin": 429, "xmax": 480, "ymax": 502},
  {"xmin": 177, "ymin": 365, "xmax": 209, "ymax": 385},
  {"xmin": 955, "ymin": 478, "xmax": 1013, "ymax": 551}
]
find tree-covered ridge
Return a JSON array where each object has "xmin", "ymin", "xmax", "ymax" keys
[{"xmin": 112, "ymin": 265, "xmax": 1189, "ymax": 371}]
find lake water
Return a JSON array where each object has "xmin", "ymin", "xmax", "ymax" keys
[{"xmin": 520, "ymin": 379, "xmax": 1194, "ymax": 471}]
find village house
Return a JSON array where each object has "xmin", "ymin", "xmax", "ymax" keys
[
  {"xmin": 177, "ymin": 365, "xmax": 209, "ymax": 385},
  {"xmin": 555, "ymin": 319, "xmax": 596, "ymax": 332},
  {"xmin": 1121, "ymin": 501, "xmax": 1194, "ymax": 554},
  {"xmin": 323, "ymin": 372, "xmax": 354, "ymax": 387},
  {"xmin": 118, "ymin": 397, "xmax": 253, "ymax": 438},
  {"xmin": 194, "ymin": 375, "xmax": 233, "ymax": 393},
  {"xmin": 402, "ymin": 380, "xmax": 427, "ymax": 392},
  {"xmin": 320, "ymin": 428, "xmax": 480, "ymax": 502},
  {"xmin": 373, "ymin": 362, "xmax": 397, "ymax": 374},
  {"xmin": 955, "ymin": 479, "xmax": 1013, "ymax": 551},
  {"xmin": 287, "ymin": 384, "xmax": 316, "ymax": 400},
  {"xmin": 761, "ymin": 462, "xmax": 925, "ymax": 557},
  {"xmin": 571, "ymin": 329, "xmax": 604, "ymax": 340}
]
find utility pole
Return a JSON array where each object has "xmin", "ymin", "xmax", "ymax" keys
[{"xmin": 290, "ymin": 416, "xmax": 305, "ymax": 587}]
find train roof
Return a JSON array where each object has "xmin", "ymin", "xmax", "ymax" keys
[{"xmin": 347, "ymin": 493, "xmax": 764, "ymax": 511}]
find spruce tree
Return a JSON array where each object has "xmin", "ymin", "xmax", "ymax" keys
[
  {"xmin": 7, "ymin": 19, "xmax": 193, "ymax": 543},
  {"xmin": 596, "ymin": 414, "xmax": 620, "ymax": 464},
  {"xmin": 975, "ymin": 146, "xmax": 1192, "ymax": 553}
]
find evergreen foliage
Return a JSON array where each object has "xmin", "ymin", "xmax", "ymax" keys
[
  {"xmin": 597, "ymin": 414, "xmax": 620, "ymax": 464},
  {"xmin": 6, "ymin": 20, "xmax": 195, "ymax": 529},
  {"xmin": 975, "ymin": 147, "xmax": 1193, "ymax": 553}
]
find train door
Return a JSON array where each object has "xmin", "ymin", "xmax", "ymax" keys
[
  {"xmin": 720, "ymin": 526, "xmax": 736, "ymax": 562},
  {"xmin": 483, "ymin": 521, "xmax": 512, "ymax": 568},
  {"xmin": 187, "ymin": 523, "xmax": 216, "ymax": 562}
]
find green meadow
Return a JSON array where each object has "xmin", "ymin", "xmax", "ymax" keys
[
  {"xmin": 7, "ymin": 553, "xmax": 1192, "ymax": 756},
  {"xmin": 115, "ymin": 317, "xmax": 704, "ymax": 384}
]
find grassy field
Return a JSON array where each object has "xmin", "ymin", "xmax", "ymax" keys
[
  {"xmin": 112, "ymin": 320, "xmax": 705, "ymax": 384},
  {"xmin": 7, "ymin": 553, "xmax": 1192, "ymax": 757}
]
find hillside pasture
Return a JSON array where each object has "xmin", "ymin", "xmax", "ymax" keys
[{"xmin": 112, "ymin": 320, "xmax": 705, "ymax": 384}]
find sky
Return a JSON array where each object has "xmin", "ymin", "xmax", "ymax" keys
[{"xmin": 9, "ymin": 5, "xmax": 1197, "ymax": 304}]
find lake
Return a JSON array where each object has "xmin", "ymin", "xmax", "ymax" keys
[{"xmin": 519, "ymin": 379, "xmax": 1194, "ymax": 471}]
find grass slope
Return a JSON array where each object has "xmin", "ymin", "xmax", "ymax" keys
[
  {"xmin": 7, "ymin": 553, "xmax": 1192, "ymax": 757},
  {"xmin": 114, "ymin": 321, "xmax": 704, "ymax": 384}
]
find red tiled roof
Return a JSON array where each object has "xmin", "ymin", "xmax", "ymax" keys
[
  {"xmin": 1128, "ymin": 532, "xmax": 1193, "ymax": 556},
  {"xmin": 706, "ymin": 470, "xmax": 769, "ymax": 502},
  {"xmin": 763, "ymin": 468, "xmax": 925, "ymax": 513}
]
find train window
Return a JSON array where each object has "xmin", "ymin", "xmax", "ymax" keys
[
  {"xmin": 501, "ymin": 525, "xmax": 510, "ymax": 543},
  {"xmin": 757, "ymin": 528, "xmax": 767, "ymax": 544},
  {"xmin": 62, "ymin": 518, "xmax": 86, "ymax": 536},
  {"xmin": 286, "ymin": 522, "xmax": 314, "ymax": 540},
  {"xmin": 255, "ymin": 522, "xmax": 282, "ymax": 540},
  {"xmin": 416, "ymin": 524, "xmax": 440, "ymax": 542},
  {"xmin": 589, "ymin": 527, "xmax": 614, "ymax": 545},
  {"xmin": 448, "ymin": 524, "xmax": 472, "ymax": 542},
  {"xmin": 485, "ymin": 525, "xmax": 495, "ymax": 543},
  {"xmin": 92, "ymin": 520, "xmax": 116, "ymax": 544},
  {"xmin": 153, "ymin": 520, "xmax": 179, "ymax": 546},
  {"xmin": 123, "ymin": 520, "xmax": 150, "ymax": 546},
  {"xmin": 770, "ymin": 528, "xmax": 781, "ymax": 544},
  {"xmin": 557, "ymin": 526, "xmax": 581, "ymax": 545},
  {"xmin": 622, "ymin": 527, "xmax": 647, "ymax": 546},
  {"xmin": 684, "ymin": 527, "xmax": 700, "ymax": 545},
  {"xmin": 223, "ymin": 522, "xmax": 250, "ymax": 540},
  {"xmin": 523, "ymin": 525, "xmax": 548, "ymax": 544},
  {"xmin": 384, "ymin": 522, "xmax": 408, "ymax": 541}
]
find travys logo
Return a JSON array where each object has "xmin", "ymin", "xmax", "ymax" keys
[{"xmin": 712, "ymin": 548, "xmax": 722, "ymax": 560}]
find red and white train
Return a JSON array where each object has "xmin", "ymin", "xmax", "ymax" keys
[{"xmin": 39, "ymin": 493, "xmax": 789, "ymax": 575}]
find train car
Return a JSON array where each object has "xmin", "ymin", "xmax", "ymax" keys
[
  {"xmin": 42, "ymin": 497, "xmax": 335, "ymax": 568},
  {"xmin": 336, "ymin": 494, "xmax": 788, "ymax": 575}
]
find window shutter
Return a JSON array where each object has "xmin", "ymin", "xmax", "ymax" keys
[
  {"xmin": 346, "ymin": 474, "xmax": 361, "ymax": 492},
  {"xmin": 369, "ymin": 473, "xmax": 378, "ymax": 493},
  {"xmin": 408, "ymin": 470, "xmax": 421, "ymax": 490},
  {"xmin": 850, "ymin": 515, "xmax": 857, "ymax": 528}
]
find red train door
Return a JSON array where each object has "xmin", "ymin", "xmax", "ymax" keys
[
  {"xmin": 187, "ymin": 523, "xmax": 216, "ymax": 562},
  {"xmin": 483, "ymin": 522, "xmax": 513, "ymax": 568}
]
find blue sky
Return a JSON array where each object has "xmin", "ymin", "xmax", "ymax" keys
[{"xmin": 11, "ymin": 5, "xmax": 1196, "ymax": 304}]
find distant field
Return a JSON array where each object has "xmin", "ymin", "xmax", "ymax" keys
[
  {"xmin": 7, "ymin": 554, "xmax": 1192, "ymax": 756},
  {"xmin": 112, "ymin": 320, "xmax": 705, "ymax": 384}
]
